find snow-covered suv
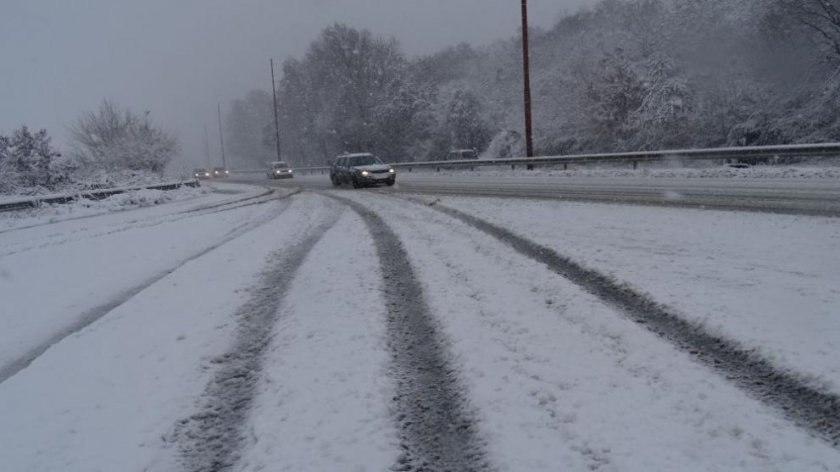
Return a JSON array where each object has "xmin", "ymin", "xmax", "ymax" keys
[{"xmin": 330, "ymin": 153, "xmax": 396, "ymax": 188}]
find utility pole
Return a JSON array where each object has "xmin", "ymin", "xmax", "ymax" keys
[
  {"xmin": 217, "ymin": 103, "xmax": 227, "ymax": 168},
  {"xmin": 270, "ymin": 58, "xmax": 282, "ymax": 162},
  {"xmin": 521, "ymin": 0, "xmax": 534, "ymax": 158},
  {"xmin": 203, "ymin": 124, "xmax": 212, "ymax": 168}
]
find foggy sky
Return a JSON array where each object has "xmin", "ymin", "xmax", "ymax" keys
[{"xmin": 1, "ymin": 0, "xmax": 597, "ymax": 170}]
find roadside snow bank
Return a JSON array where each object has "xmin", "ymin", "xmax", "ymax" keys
[{"xmin": 0, "ymin": 184, "xmax": 208, "ymax": 231}]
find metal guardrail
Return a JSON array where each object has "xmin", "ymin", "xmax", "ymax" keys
[
  {"xmin": 253, "ymin": 143, "xmax": 840, "ymax": 175},
  {"xmin": 0, "ymin": 180, "xmax": 200, "ymax": 213}
]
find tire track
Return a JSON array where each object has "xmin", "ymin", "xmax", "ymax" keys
[
  {"xmin": 173, "ymin": 203, "xmax": 342, "ymax": 472},
  {"xmin": 0, "ymin": 196, "xmax": 294, "ymax": 386},
  {"xmin": 404, "ymin": 195, "xmax": 840, "ymax": 447},
  {"xmin": 328, "ymin": 194, "xmax": 490, "ymax": 472}
]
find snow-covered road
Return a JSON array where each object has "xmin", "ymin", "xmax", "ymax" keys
[{"xmin": 1, "ymin": 182, "xmax": 838, "ymax": 471}]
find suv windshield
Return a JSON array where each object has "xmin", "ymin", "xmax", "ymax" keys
[
  {"xmin": 272, "ymin": 162, "xmax": 288, "ymax": 169},
  {"xmin": 348, "ymin": 155, "xmax": 381, "ymax": 166}
]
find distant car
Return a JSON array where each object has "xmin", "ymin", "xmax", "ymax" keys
[
  {"xmin": 330, "ymin": 153, "xmax": 395, "ymax": 188},
  {"xmin": 267, "ymin": 161, "xmax": 294, "ymax": 179},
  {"xmin": 212, "ymin": 166, "xmax": 230, "ymax": 178},
  {"xmin": 448, "ymin": 149, "xmax": 478, "ymax": 160},
  {"xmin": 194, "ymin": 168, "xmax": 212, "ymax": 179}
]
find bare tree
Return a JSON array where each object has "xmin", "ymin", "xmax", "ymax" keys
[{"xmin": 778, "ymin": 0, "xmax": 840, "ymax": 60}]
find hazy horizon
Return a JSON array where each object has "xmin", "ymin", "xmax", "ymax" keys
[{"xmin": 0, "ymin": 0, "xmax": 598, "ymax": 171}]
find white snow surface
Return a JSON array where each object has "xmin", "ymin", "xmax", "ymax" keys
[
  {"xmin": 427, "ymin": 195, "xmax": 840, "ymax": 395},
  {"xmin": 235, "ymin": 209, "xmax": 397, "ymax": 472},
  {"xmin": 337, "ymin": 191, "xmax": 840, "ymax": 471},
  {"xmin": 2, "ymin": 183, "xmax": 839, "ymax": 471},
  {"xmin": 0, "ymin": 192, "xmax": 328, "ymax": 471},
  {"xmin": 0, "ymin": 183, "xmax": 284, "ymax": 373}
]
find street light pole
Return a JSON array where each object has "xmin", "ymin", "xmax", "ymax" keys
[
  {"xmin": 217, "ymin": 103, "xmax": 227, "ymax": 168},
  {"xmin": 270, "ymin": 58, "xmax": 282, "ymax": 162},
  {"xmin": 521, "ymin": 0, "xmax": 534, "ymax": 158}
]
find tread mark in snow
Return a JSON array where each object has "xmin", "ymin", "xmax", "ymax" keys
[
  {"xmin": 410, "ymin": 197, "xmax": 840, "ymax": 447},
  {"xmin": 173, "ymin": 204, "xmax": 342, "ymax": 472},
  {"xmin": 0, "ymin": 197, "xmax": 296, "ymax": 386},
  {"xmin": 329, "ymin": 195, "xmax": 491, "ymax": 472}
]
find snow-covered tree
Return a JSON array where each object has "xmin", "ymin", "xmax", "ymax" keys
[
  {"xmin": 0, "ymin": 126, "xmax": 73, "ymax": 194},
  {"xmin": 70, "ymin": 100, "xmax": 178, "ymax": 176},
  {"xmin": 276, "ymin": 23, "xmax": 429, "ymax": 164},
  {"xmin": 634, "ymin": 53, "xmax": 694, "ymax": 149},
  {"xmin": 585, "ymin": 48, "xmax": 645, "ymax": 150},
  {"xmin": 441, "ymin": 90, "xmax": 492, "ymax": 153},
  {"xmin": 240, "ymin": 0, "xmax": 840, "ymax": 162}
]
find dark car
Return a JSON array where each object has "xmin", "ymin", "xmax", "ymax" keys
[
  {"xmin": 194, "ymin": 168, "xmax": 212, "ymax": 179},
  {"xmin": 330, "ymin": 153, "xmax": 395, "ymax": 188},
  {"xmin": 212, "ymin": 166, "xmax": 230, "ymax": 178},
  {"xmin": 267, "ymin": 161, "xmax": 294, "ymax": 179}
]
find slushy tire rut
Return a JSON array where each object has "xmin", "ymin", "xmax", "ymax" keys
[
  {"xmin": 414, "ymin": 197, "xmax": 840, "ymax": 447},
  {"xmin": 173, "ymin": 208, "xmax": 341, "ymax": 472},
  {"xmin": 333, "ymin": 195, "xmax": 490, "ymax": 472}
]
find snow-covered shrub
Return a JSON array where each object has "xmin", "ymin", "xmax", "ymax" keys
[
  {"xmin": 70, "ymin": 100, "xmax": 179, "ymax": 176},
  {"xmin": 0, "ymin": 126, "xmax": 75, "ymax": 195}
]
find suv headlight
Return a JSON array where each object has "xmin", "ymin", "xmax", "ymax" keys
[
  {"xmin": 361, "ymin": 170, "xmax": 370, "ymax": 176},
  {"xmin": 389, "ymin": 168, "xmax": 395, "ymax": 173}
]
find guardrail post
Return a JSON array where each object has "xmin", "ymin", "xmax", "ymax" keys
[
  {"xmin": 436, "ymin": 166, "xmax": 440, "ymax": 172},
  {"xmin": 632, "ymin": 160, "xmax": 638, "ymax": 170},
  {"xmin": 563, "ymin": 163, "xmax": 567, "ymax": 170},
  {"xmin": 512, "ymin": 164, "xmax": 516, "ymax": 170},
  {"xmin": 527, "ymin": 164, "xmax": 534, "ymax": 171}
]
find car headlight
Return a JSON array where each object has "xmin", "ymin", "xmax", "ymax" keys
[
  {"xmin": 389, "ymin": 168, "xmax": 395, "ymax": 173},
  {"xmin": 361, "ymin": 171, "xmax": 370, "ymax": 176}
]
